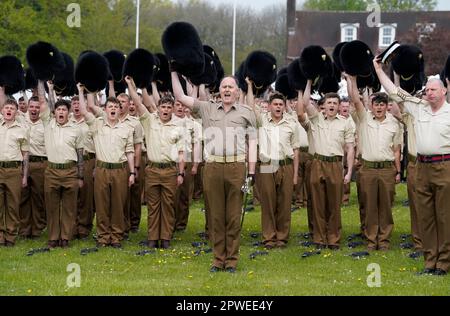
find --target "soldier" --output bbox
[19,96,47,239]
[78,85,135,248]
[117,93,144,235]
[254,92,300,249]
[172,73,257,273]
[126,76,185,249]
[172,100,202,232]
[70,95,96,239]
[339,97,356,206]
[347,75,402,251]
[302,79,355,250]
[375,57,450,276]
[39,81,84,248]
[0,94,29,247]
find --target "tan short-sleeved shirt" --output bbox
[85,113,134,163]
[140,111,184,163]
[193,100,257,157]
[392,89,450,155]
[258,112,300,161]
[121,114,144,145]
[40,108,83,163]
[70,115,96,154]
[0,119,30,161]
[172,115,202,162]
[357,109,402,162]
[309,112,355,156]
[284,110,309,148]
[301,115,316,155]
[25,117,46,157]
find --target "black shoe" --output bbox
[400,242,414,249]
[417,268,435,275]
[225,267,236,273]
[111,243,122,249]
[130,228,139,233]
[148,240,159,248]
[48,240,59,249]
[408,251,423,259]
[433,269,447,276]
[328,245,340,250]
[160,240,170,249]
[209,266,222,273]
[60,240,69,248]
[96,242,109,248]
[315,244,326,250]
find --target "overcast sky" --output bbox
[199,0,450,11]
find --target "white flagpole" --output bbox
[232,0,237,75]
[136,0,140,49]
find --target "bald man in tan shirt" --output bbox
[0,98,29,246]
[376,57,450,275]
[348,76,402,251]
[303,80,355,250]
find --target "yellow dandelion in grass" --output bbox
[188,275,193,279]
[399,267,407,272]
[357,278,362,281]
[247,271,254,276]
[27,289,32,294]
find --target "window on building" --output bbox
[378,24,397,48]
[340,23,359,42]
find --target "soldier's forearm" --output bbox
[22,151,29,179]
[77,149,84,179]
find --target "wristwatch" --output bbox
[177,172,185,177]
[130,172,136,176]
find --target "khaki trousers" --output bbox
[145,165,177,241]
[44,167,78,241]
[19,161,46,237]
[175,162,193,231]
[257,164,294,246]
[294,151,311,206]
[0,166,22,244]
[359,166,396,249]
[204,162,245,269]
[407,160,422,250]
[310,159,343,247]
[416,161,450,272]
[129,154,147,231]
[75,157,95,237]
[94,167,128,244]
[193,162,204,200]
[355,159,365,234]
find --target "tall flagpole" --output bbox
[136,0,140,48]
[232,0,237,75]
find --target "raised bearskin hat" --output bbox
[332,42,346,73]
[287,58,308,92]
[275,70,297,100]
[75,51,109,93]
[190,53,217,86]
[0,56,25,95]
[299,45,332,81]
[391,45,425,80]
[340,40,374,77]
[244,50,277,96]
[26,41,65,81]
[25,67,37,91]
[123,48,156,89]
[162,22,205,78]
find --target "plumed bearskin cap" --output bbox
[299,45,332,80]
[340,40,374,77]
[0,56,25,95]
[287,59,308,92]
[75,51,109,93]
[153,53,171,93]
[244,50,277,95]
[190,53,217,86]
[162,22,205,78]
[123,48,156,89]
[391,45,425,80]
[52,52,76,97]
[25,67,37,90]
[104,50,126,82]
[26,41,65,81]
[275,71,297,100]
[332,42,346,73]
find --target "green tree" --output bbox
[303,0,437,11]
[370,0,437,11]
[302,0,368,11]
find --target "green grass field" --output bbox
[0,183,448,296]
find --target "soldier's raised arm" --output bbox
[172,72,195,110]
